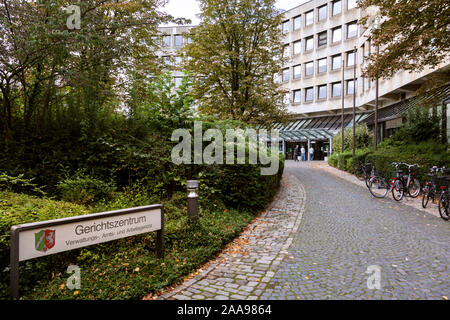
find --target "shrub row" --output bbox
[328,140,450,183]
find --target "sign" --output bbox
[10,205,164,299]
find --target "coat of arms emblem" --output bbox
[35,229,56,252]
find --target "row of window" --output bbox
[160,34,192,48]
[286,80,357,105]
[281,50,357,81]
[284,21,358,56]
[282,0,358,33]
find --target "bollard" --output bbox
[187,180,199,220]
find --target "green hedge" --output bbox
[328,140,450,183]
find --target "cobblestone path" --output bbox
[159,161,449,300]
[158,171,306,300]
[264,161,449,300]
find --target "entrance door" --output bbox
[310,141,329,160]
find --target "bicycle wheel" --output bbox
[422,189,430,208]
[408,178,421,198]
[392,180,404,201]
[438,192,450,221]
[368,176,389,198]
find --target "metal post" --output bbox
[352,47,357,158]
[307,139,311,161]
[10,227,19,300]
[329,137,333,156]
[374,46,379,151]
[156,207,165,259]
[187,180,199,221]
[341,58,345,153]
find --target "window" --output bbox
[293,40,302,55]
[305,61,314,76]
[186,37,193,44]
[174,56,183,66]
[318,58,327,73]
[282,20,290,34]
[174,77,183,88]
[305,87,314,102]
[305,10,314,26]
[283,44,290,58]
[293,89,302,103]
[332,54,342,70]
[318,31,327,47]
[162,35,171,47]
[332,82,342,97]
[347,0,357,10]
[293,65,302,79]
[162,56,171,66]
[282,68,290,82]
[332,26,342,43]
[347,51,356,66]
[318,5,327,21]
[293,16,302,30]
[318,85,327,99]
[174,35,183,47]
[347,79,356,95]
[305,36,314,51]
[347,22,358,38]
[332,0,342,16]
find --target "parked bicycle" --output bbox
[438,177,450,221]
[391,162,421,201]
[422,166,446,208]
[355,160,374,188]
[368,167,391,199]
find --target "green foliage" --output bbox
[0,190,256,300]
[389,106,440,143]
[0,172,45,196]
[57,172,117,205]
[183,0,287,126]
[332,124,373,153]
[329,140,450,183]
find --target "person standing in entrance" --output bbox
[309,146,314,161]
[301,146,306,161]
[294,145,299,162]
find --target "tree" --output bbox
[359,0,450,145]
[0,0,176,140]
[359,0,450,80]
[183,0,287,126]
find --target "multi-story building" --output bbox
[158,0,450,160]
[156,25,194,88]
[277,0,449,160]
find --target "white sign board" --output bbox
[17,208,161,261]
[10,204,164,299]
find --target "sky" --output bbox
[161,0,309,26]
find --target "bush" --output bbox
[329,140,450,183]
[0,191,90,297]
[333,124,373,153]
[57,172,117,205]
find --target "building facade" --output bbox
[158,0,450,160]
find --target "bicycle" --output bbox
[438,177,450,221]
[422,166,446,208]
[355,160,374,188]
[368,167,391,199]
[391,162,421,201]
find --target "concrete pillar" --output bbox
[329,137,333,156]
[307,139,311,161]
